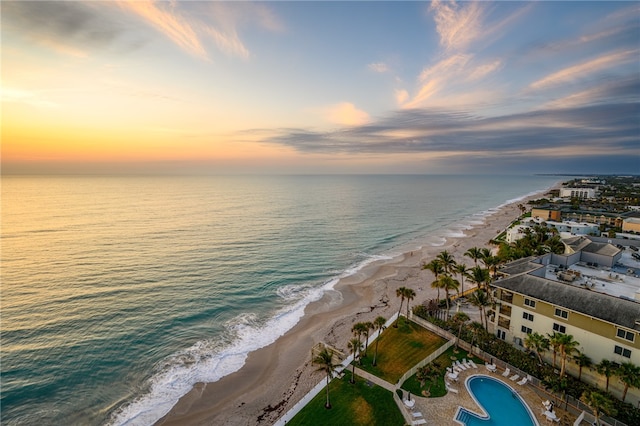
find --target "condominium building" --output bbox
[560,187,597,199]
[487,247,640,402]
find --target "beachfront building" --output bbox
[531,207,562,221]
[486,246,640,403]
[623,217,640,233]
[562,210,623,228]
[560,187,597,199]
[505,218,600,244]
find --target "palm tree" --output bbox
[467,321,484,347]
[524,332,550,364]
[616,361,640,402]
[439,275,459,319]
[548,332,563,368]
[437,250,457,275]
[573,352,592,381]
[404,288,416,318]
[480,248,492,266]
[313,348,339,409]
[347,338,362,383]
[469,265,490,293]
[372,316,386,366]
[581,390,617,426]
[558,334,580,378]
[351,322,367,347]
[596,359,617,392]
[484,255,501,278]
[362,321,373,357]
[464,247,483,267]
[430,278,442,302]
[415,365,430,389]
[468,289,490,330]
[395,286,408,327]
[452,312,470,348]
[454,263,470,296]
[423,259,443,300]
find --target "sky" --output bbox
[2,0,639,175]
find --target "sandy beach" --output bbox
[156,189,553,426]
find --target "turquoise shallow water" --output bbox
[1,175,559,425]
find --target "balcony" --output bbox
[499,291,513,304]
[498,316,511,329]
[499,304,512,317]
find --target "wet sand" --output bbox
[156,189,552,426]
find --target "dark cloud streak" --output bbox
[261,101,639,159]
[1,1,142,54]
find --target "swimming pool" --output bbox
[455,374,539,426]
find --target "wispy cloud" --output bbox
[429,0,483,52]
[400,1,525,109]
[529,49,638,91]
[544,77,640,109]
[2,87,59,109]
[119,1,283,60]
[323,102,371,126]
[368,62,389,73]
[119,1,207,59]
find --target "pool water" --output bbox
[455,375,539,426]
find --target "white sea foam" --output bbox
[109,252,391,426]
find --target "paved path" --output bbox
[353,367,396,392]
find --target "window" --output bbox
[497,329,506,340]
[523,312,534,321]
[617,329,635,342]
[521,326,532,334]
[614,345,632,358]
[554,308,569,319]
[553,323,566,333]
[524,298,536,308]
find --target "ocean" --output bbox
[1,174,560,425]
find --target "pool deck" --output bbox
[404,365,577,426]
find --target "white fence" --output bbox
[396,339,455,387]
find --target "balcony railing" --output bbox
[499,291,513,304]
[499,304,512,317]
[498,316,511,329]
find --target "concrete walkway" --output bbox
[353,367,396,392]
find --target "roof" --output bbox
[492,274,640,330]
[498,257,543,276]
[563,236,592,253]
[561,236,621,257]
[583,242,621,257]
[623,217,640,224]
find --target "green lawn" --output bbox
[287,371,405,426]
[357,318,447,384]
[401,345,486,397]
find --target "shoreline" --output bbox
[155,186,556,426]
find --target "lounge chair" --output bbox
[469,359,478,369]
[517,377,528,385]
[455,360,467,370]
[510,374,520,381]
[485,363,497,373]
[446,382,459,393]
[412,412,423,418]
[412,420,427,425]
[447,372,459,381]
[502,367,511,377]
